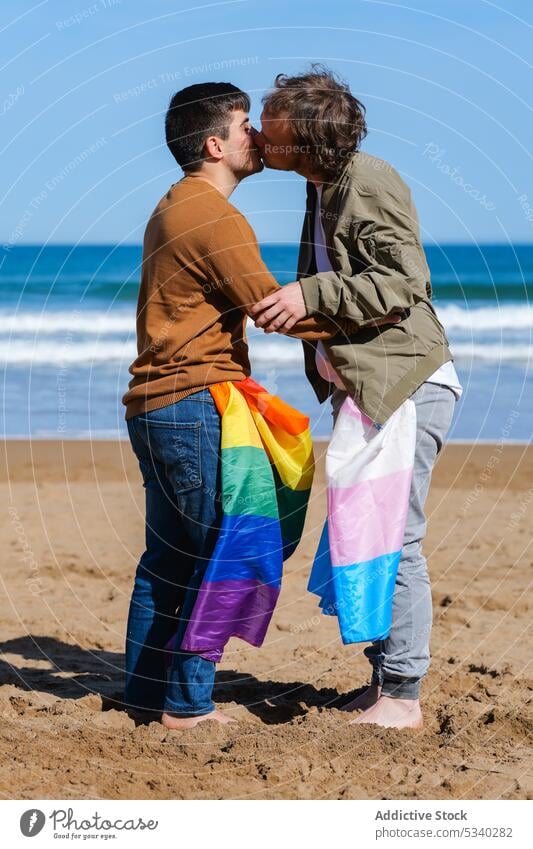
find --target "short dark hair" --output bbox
[262,65,367,178]
[165,82,250,172]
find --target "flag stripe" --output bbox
[221,446,278,518]
[327,466,413,566]
[309,523,401,643]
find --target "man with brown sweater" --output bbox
[122,82,371,729]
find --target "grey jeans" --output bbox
[331,381,457,699]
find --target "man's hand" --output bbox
[249,282,307,333]
[249,281,405,334]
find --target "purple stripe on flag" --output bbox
[180,579,279,662]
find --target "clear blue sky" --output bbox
[1,0,532,247]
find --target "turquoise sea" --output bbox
[1,243,532,441]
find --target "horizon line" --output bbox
[4,240,533,249]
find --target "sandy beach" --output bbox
[1,439,531,800]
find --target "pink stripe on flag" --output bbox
[327,466,413,566]
[339,399,375,428]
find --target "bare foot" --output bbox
[161,708,236,730]
[349,695,423,730]
[341,683,382,712]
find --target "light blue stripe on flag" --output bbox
[308,520,401,643]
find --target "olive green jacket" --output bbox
[298,151,453,425]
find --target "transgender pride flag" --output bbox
[308,396,417,644]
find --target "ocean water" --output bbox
[1,243,532,441]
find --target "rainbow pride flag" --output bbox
[308,395,416,644]
[178,377,314,662]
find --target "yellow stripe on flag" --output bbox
[219,383,263,451]
[250,407,314,491]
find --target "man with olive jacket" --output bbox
[251,67,462,730]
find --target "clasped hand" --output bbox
[249,281,404,333]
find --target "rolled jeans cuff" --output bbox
[371,667,384,687]
[381,676,421,700]
[162,699,215,718]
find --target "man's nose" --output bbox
[251,127,263,147]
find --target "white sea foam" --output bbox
[436,304,533,330]
[1,306,531,365]
[1,303,532,336]
[1,340,134,364]
[249,341,304,364]
[0,310,135,334]
[1,338,531,365]
[447,344,532,362]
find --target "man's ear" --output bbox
[204,135,224,162]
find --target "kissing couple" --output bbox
[122,66,461,732]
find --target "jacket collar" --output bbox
[316,151,357,209]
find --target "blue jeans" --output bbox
[125,388,222,717]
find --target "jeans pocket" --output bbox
[139,420,203,495]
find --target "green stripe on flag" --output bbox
[221,445,278,518]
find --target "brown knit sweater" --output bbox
[122,175,347,419]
